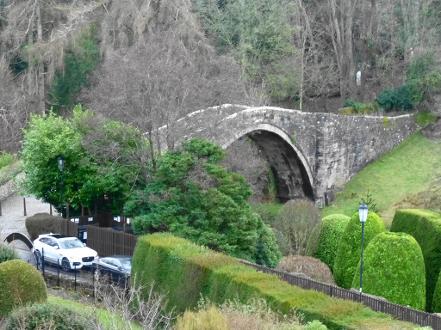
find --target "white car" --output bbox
[32,234,98,271]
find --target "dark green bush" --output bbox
[310,214,350,272]
[5,303,92,329]
[390,209,441,311]
[333,212,385,288]
[25,213,63,240]
[132,233,411,329]
[376,85,414,112]
[0,244,19,264]
[351,232,426,310]
[0,260,47,316]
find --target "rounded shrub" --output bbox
[5,302,92,330]
[310,214,350,271]
[0,244,19,264]
[0,260,47,316]
[25,213,63,240]
[333,211,385,288]
[351,232,426,310]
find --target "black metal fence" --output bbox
[242,261,441,329]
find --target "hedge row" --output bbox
[132,233,413,329]
[390,209,441,311]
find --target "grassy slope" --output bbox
[48,295,141,330]
[323,132,441,225]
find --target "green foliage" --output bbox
[0,244,19,264]
[0,260,47,316]
[351,232,426,310]
[376,85,414,112]
[132,233,413,329]
[25,213,64,240]
[311,214,350,272]
[416,111,438,127]
[194,0,297,101]
[125,139,280,267]
[333,212,385,288]
[0,152,14,169]
[341,100,379,114]
[49,26,100,111]
[21,107,148,214]
[390,209,441,311]
[5,303,92,330]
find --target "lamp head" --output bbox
[57,156,65,171]
[359,203,368,223]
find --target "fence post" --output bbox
[23,197,27,216]
[41,248,45,278]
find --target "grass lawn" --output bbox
[323,132,441,225]
[48,295,142,330]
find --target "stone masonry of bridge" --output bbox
[155,104,417,205]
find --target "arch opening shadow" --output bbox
[242,130,314,202]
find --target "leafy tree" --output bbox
[22,106,149,216]
[125,139,281,267]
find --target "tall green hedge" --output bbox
[132,233,413,329]
[312,214,350,271]
[390,209,441,311]
[333,212,385,288]
[0,260,47,316]
[351,232,426,310]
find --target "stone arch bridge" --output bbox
[155,104,416,205]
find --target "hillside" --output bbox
[323,132,441,225]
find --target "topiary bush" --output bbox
[25,213,63,240]
[333,211,385,288]
[390,209,441,311]
[351,232,426,310]
[309,214,350,272]
[5,303,93,329]
[0,260,47,316]
[0,244,19,264]
[276,255,335,284]
[132,233,411,329]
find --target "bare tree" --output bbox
[82,0,248,154]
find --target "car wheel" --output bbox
[61,258,71,272]
[34,250,42,268]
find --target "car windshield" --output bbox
[59,238,84,249]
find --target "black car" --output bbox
[92,255,131,284]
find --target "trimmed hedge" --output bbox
[311,214,350,271]
[351,232,426,310]
[333,212,385,288]
[0,260,47,316]
[390,209,441,311]
[5,303,92,330]
[26,213,64,240]
[132,233,413,329]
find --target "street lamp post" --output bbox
[358,203,368,293]
[57,156,65,218]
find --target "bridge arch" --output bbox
[222,124,314,202]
